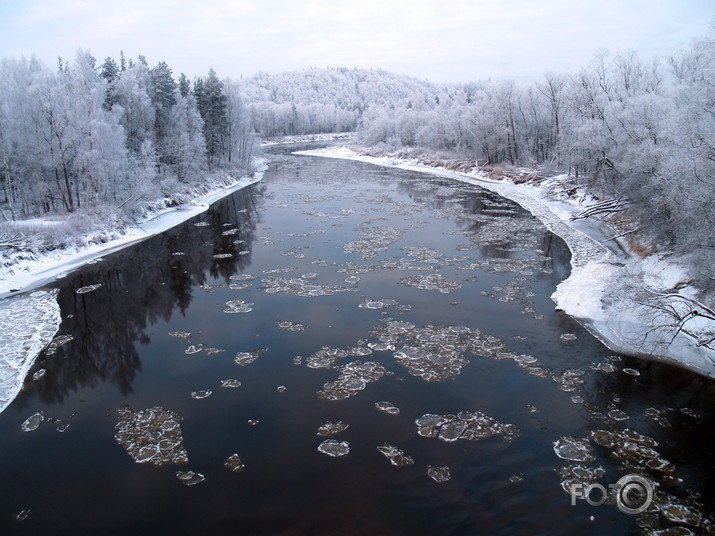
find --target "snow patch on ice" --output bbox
[0,290,61,414]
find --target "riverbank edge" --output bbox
[296,145,715,380]
[0,172,264,300]
[0,170,263,415]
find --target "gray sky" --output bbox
[1,0,713,83]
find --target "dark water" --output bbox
[1,145,713,535]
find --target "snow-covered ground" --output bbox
[297,146,715,380]
[0,171,263,414]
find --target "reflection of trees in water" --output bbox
[18,184,262,407]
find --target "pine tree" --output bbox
[194,68,227,171]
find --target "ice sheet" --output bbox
[0,290,61,414]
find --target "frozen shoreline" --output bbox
[0,172,263,415]
[296,146,715,380]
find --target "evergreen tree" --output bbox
[149,61,177,170]
[194,68,227,171]
[99,56,120,110]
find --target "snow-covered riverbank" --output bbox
[0,171,263,414]
[297,146,715,380]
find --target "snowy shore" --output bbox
[297,146,715,380]
[0,171,263,414]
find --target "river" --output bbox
[0,145,713,535]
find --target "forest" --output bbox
[0,31,713,292]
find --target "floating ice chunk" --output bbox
[553,436,595,462]
[318,439,350,458]
[21,412,44,432]
[185,344,205,355]
[194,221,210,227]
[399,273,461,293]
[608,408,629,421]
[622,368,640,376]
[76,283,102,294]
[229,283,250,290]
[416,411,520,443]
[344,276,360,284]
[32,368,46,381]
[57,423,70,433]
[247,419,259,426]
[367,342,395,352]
[224,453,245,473]
[220,379,242,388]
[223,300,254,313]
[427,465,451,483]
[212,253,233,259]
[277,385,287,393]
[191,389,212,399]
[230,274,255,281]
[169,331,192,339]
[115,406,188,466]
[261,276,354,298]
[560,333,578,341]
[176,470,205,486]
[375,401,400,415]
[306,347,348,369]
[278,321,308,332]
[44,334,74,355]
[439,420,467,442]
[377,444,414,466]
[660,502,703,527]
[234,348,266,366]
[556,464,606,494]
[359,298,399,310]
[644,407,670,427]
[317,421,349,437]
[205,348,226,356]
[344,225,404,261]
[592,362,616,373]
[317,361,386,401]
[14,509,31,521]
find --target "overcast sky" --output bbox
[1,0,713,83]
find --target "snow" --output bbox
[298,146,715,379]
[0,289,61,414]
[0,173,263,300]
[0,171,263,415]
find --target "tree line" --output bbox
[0,50,256,220]
[356,34,715,291]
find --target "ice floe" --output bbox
[278,320,308,332]
[377,444,414,466]
[176,470,205,486]
[427,465,451,483]
[21,412,44,432]
[317,421,349,437]
[223,299,254,313]
[415,411,520,442]
[115,406,188,466]
[318,439,350,458]
[0,290,61,414]
[398,273,461,293]
[375,401,400,415]
[224,453,245,472]
[261,275,355,297]
[76,283,102,294]
[234,348,267,366]
[317,360,386,401]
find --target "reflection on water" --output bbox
[0,144,713,535]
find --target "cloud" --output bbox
[1,0,713,83]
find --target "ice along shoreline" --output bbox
[0,172,263,415]
[296,146,715,380]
